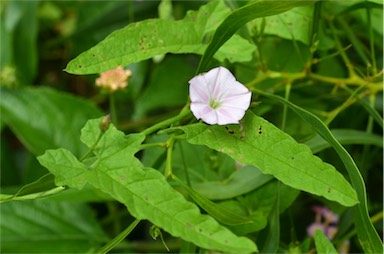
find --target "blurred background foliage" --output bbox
[0,0,382,253]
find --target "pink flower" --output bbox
[307,222,326,237]
[96,66,132,92]
[189,67,251,125]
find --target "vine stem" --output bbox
[281,82,291,131]
[141,104,191,136]
[109,93,118,126]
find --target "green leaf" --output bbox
[38,118,257,253]
[0,200,107,253]
[177,111,358,207]
[258,91,382,253]
[192,165,273,200]
[65,0,255,75]
[0,87,102,156]
[249,6,314,45]
[133,56,194,118]
[313,230,338,254]
[7,0,39,83]
[305,129,383,154]
[0,173,66,203]
[174,176,253,226]
[197,0,314,73]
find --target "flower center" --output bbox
[209,98,222,109]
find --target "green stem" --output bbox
[79,131,103,162]
[96,219,141,254]
[141,105,191,136]
[139,142,167,150]
[359,93,375,179]
[165,138,175,179]
[337,18,370,69]
[366,5,377,74]
[329,20,357,78]
[281,82,291,131]
[178,142,191,186]
[109,93,118,126]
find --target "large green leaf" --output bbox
[65,0,255,75]
[0,200,107,253]
[37,118,257,253]
[249,5,314,45]
[177,111,358,207]
[257,91,382,253]
[0,87,102,156]
[197,0,314,73]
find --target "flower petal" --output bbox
[189,66,252,125]
[199,110,219,125]
[203,67,236,98]
[190,102,212,119]
[189,75,210,102]
[221,91,252,110]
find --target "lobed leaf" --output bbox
[38,118,257,253]
[65,0,255,75]
[177,111,358,207]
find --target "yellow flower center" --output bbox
[209,98,222,109]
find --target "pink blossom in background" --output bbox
[96,66,132,92]
[189,67,251,125]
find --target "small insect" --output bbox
[225,126,235,135]
[258,125,262,135]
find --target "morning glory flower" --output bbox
[189,67,251,125]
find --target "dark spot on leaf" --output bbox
[78,65,82,68]
[198,228,203,232]
[328,187,331,193]
[258,125,262,135]
[291,157,294,160]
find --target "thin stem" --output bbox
[281,82,291,131]
[324,85,365,126]
[366,5,377,74]
[359,93,375,179]
[178,142,191,186]
[96,219,141,254]
[139,142,167,150]
[165,138,175,179]
[109,93,118,126]
[141,105,191,136]
[79,131,103,162]
[329,20,356,77]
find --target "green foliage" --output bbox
[177,111,358,207]
[0,199,107,253]
[0,87,102,156]
[38,118,257,253]
[1,0,382,253]
[65,0,255,75]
